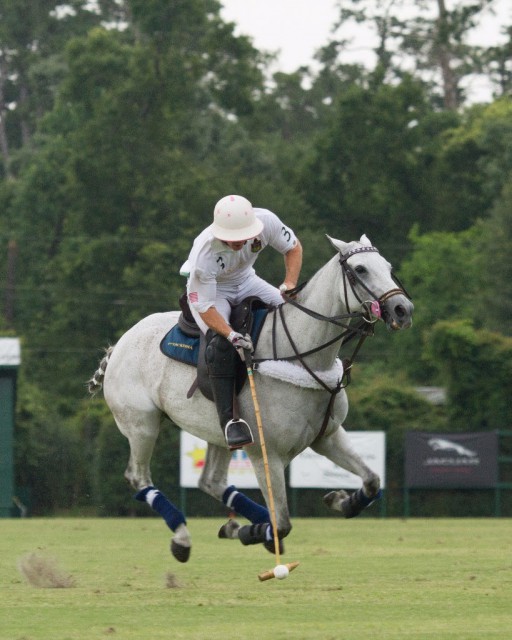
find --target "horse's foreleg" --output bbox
[311,425,381,518]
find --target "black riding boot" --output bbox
[205,333,254,450]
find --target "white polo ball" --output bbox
[273,564,289,580]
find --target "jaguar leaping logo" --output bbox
[428,438,477,457]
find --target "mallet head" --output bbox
[258,561,300,582]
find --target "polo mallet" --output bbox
[243,347,300,582]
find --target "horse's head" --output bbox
[327,234,413,331]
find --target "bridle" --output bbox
[253,243,411,441]
[338,245,411,320]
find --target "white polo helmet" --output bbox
[211,194,263,242]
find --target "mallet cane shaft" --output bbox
[244,349,282,566]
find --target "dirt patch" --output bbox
[18,553,75,588]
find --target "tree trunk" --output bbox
[436,0,459,110]
[0,56,11,177]
[5,240,17,327]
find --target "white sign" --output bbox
[180,432,259,489]
[289,431,386,489]
[0,338,21,366]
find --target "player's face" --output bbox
[225,240,247,251]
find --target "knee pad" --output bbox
[205,333,237,376]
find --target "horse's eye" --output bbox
[355,265,367,275]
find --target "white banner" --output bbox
[289,431,386,489]
[180,432,259,489]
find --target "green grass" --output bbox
[1,518,511,639]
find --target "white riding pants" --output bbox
[190,274,283,334]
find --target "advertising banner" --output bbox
[180,432,258,489]
[405,431,498,488]
[289,431,386,489]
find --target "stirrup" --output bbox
[225,419,254,450]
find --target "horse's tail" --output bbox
[87,346,114,395]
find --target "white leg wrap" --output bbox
[145,489,159,507]
[226,490,239,509]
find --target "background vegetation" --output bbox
[1,0,511,516]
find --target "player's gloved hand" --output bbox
[227,331,254,352]
[280,283,298,298]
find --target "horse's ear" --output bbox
[360,234,372,246]
[326,235,349,254]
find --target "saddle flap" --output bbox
[161,297,270,401]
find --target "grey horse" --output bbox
[88,235,413,561]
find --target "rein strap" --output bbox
[253,243,408,443]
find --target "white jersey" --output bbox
[183,208,298,314]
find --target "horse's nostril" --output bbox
[395,305,406,318]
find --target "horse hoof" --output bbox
[341,488,382,518]
[218,519,241,539]
[323,490,348,511]
[171,540,191,563]
[263,538,285,556]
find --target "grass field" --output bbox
[1,517,511,640]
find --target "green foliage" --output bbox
[428,319,512,430]
[385,225,482,382]
[14,376,88,514]
[300,77,444,260]
[94,407,134,516]
[427,99,512,230]
[2,1,511,515]
[476,177,512,335]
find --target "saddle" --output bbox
[160,293,269,401]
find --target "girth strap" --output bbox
[277,304,344,442]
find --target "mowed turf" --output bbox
[1,517,511,640]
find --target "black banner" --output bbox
[405,431,498,488]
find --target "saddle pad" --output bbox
[160,307,268,367]
[160,324,200,366]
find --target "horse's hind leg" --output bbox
[114,409,191,562]
[119,412,159,490]
[311,424,382,518]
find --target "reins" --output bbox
[253,244,410,442]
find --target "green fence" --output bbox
[0,338,21,518]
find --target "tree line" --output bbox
[1,0,511,516]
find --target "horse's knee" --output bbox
[198,476,223,501]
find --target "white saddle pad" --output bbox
[256,358,344,389]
